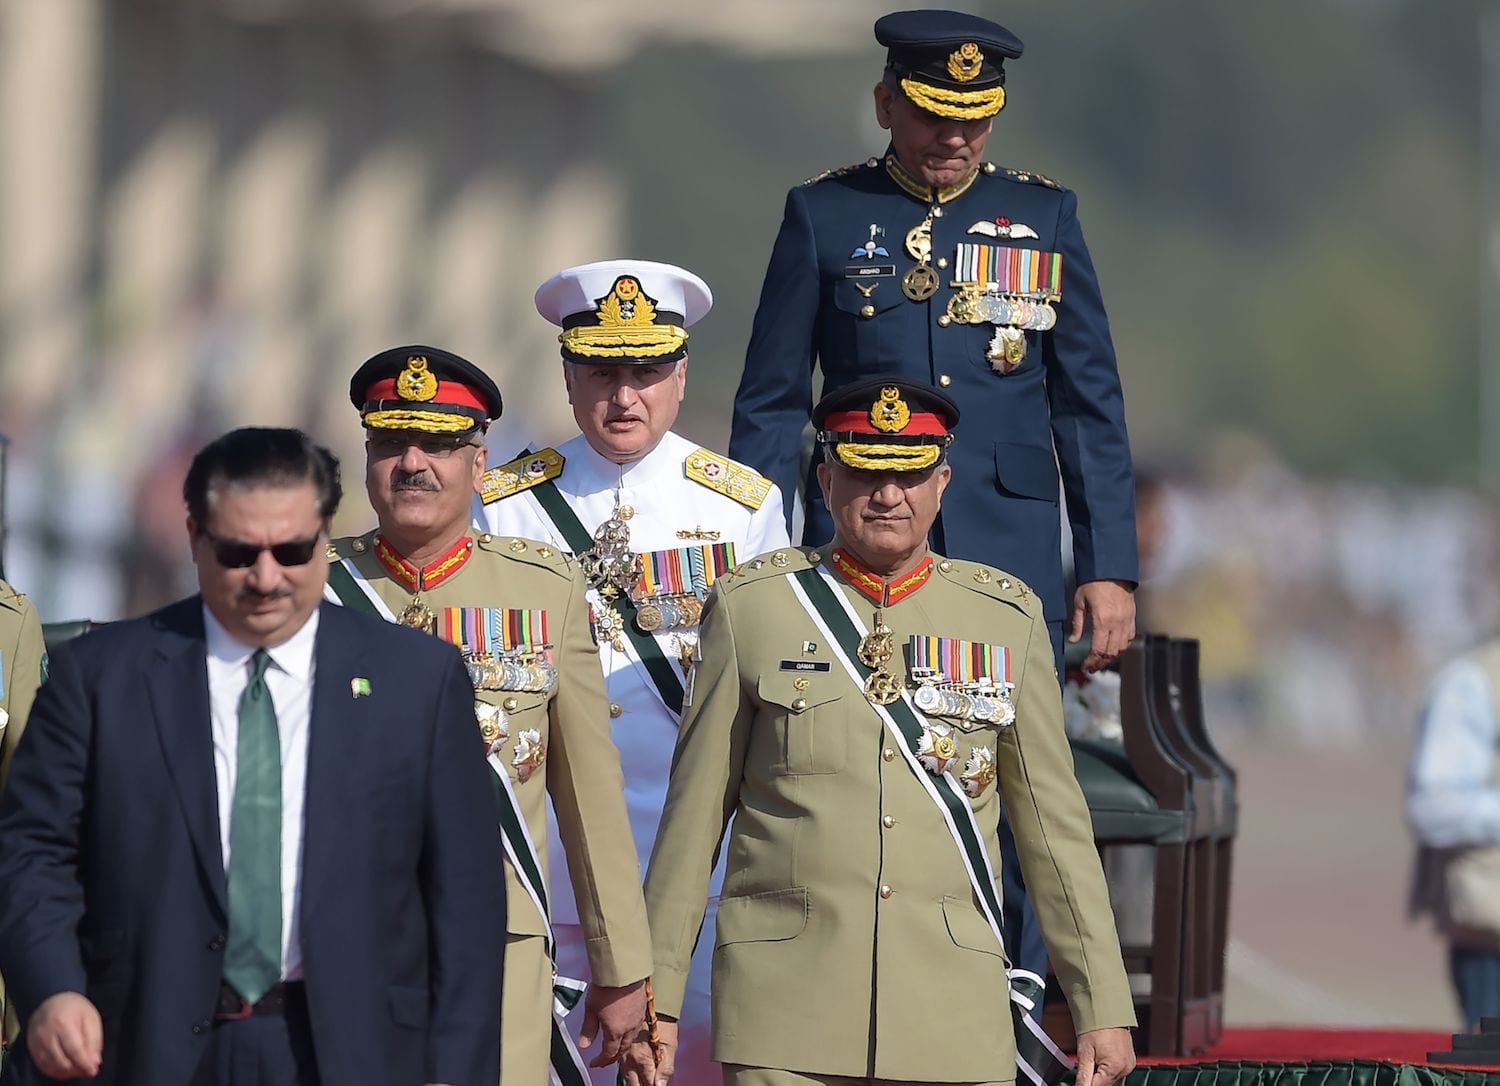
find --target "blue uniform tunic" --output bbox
[730,153,1139,657]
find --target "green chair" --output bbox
[41,621,103,650]
[1061,639,1209,1056]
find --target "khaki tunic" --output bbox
[0,579,45,1044]
[329,531,650,1083]
[0,580,46,792]
[644,547,1133,1083]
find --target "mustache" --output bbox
[391,470,440,492]
[239,585,293,603]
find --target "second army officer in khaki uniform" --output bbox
[325,346,651,1084]
[0,578,47,1047]
[632,378,1136,1086]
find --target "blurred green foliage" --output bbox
[601,0,1483,484]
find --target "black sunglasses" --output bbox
[200,529,323,569]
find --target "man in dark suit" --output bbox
[729,9,1138,676]
[0,427,505,1086]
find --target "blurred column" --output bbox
[0,0,102,427]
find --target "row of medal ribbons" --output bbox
[908,635,1014,726]
[629,542,736,633]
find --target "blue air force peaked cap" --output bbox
[875,9,1023,120]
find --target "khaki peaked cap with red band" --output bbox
[812,376,960,473]
[349,345,503,434]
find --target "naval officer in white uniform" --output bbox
[475,259,789,1084]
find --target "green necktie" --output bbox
[222,648,283,1004]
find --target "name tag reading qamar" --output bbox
[779,660,832,673]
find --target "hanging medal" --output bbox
[902,213,939,302]
[859,609,902,705]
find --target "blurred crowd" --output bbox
[1128,430,1500,745]
[6,421,1497,753]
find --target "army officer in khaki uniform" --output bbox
[326,346,651,1084]
[0,577,46,1045]
[631,378,1136,1086]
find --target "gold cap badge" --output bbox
[870,386,911,433]
[396,356,438,402]
[948,42,984,83]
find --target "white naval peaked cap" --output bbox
[535,259,712,366]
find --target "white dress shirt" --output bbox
[477,429,789,923]
[204,605,318,980]
[1409,654,1500,849]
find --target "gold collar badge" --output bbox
[397,356,438,402]
[870,386,911,433]
[948,42,984,83]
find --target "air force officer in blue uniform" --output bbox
[730,9,1138,676]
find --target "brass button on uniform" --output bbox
[791,698,807,712]
[352,539,367,553]
[938,374,952,388]
[807,551,821,563]
[939,560,953,572]
[509,539,527,553]
[609,702,623,719]
[860,304,875,319]
[879,884,894,899]
[882,747,896,762]
[479,533,492,543]
[619,506,634,520]
[936,315,951,328]
[983,161,997,174]
[881,815,895,829]
[502,696,519,712]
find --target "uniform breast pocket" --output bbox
[756,674,846,776]
[833,277,906,365]
[994,441,1060,504]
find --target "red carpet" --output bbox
[1138,1027,1458,1065]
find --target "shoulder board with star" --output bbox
[935,556,1038,613]
[479,447,566,506]
[996,165,1063,190]
[683,448,773,511]
[327,530,378,562]
[800,157,881,187]
[473,532,575,577]
[720,546,820,591]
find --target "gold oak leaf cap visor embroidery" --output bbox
[350,345,503,434]
[535,259,713,366]
[874,9,1024,120]
[812,376,960,473]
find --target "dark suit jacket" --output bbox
[729,153,1138,651]
[0,599,506,1086]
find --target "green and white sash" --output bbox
[519,469,686,718]
[786,564,1072,1086]
[324,559,592,1086]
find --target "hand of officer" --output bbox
[619,1015,677,1086]
[578,978,648,1068]
[27,991,103,1080]
[1075,1026,1136,1086]
[1069,579,1136,673]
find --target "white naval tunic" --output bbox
[474,428,790,924]
[476,428,789,1085]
